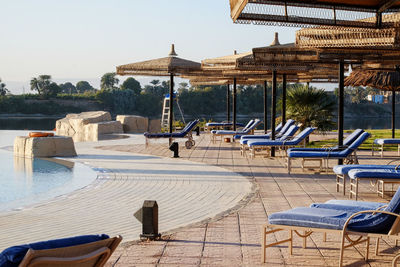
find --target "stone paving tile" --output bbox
[102,133,400,266]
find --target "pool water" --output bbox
[0,130,97,212]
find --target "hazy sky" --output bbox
[1,0,299,93]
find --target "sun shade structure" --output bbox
[229,0,400,28]
[116,44,201,133]
[345,68,400,137]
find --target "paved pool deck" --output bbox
[2,131,400,266]
[0,134,253,252]
[100,132,400,267]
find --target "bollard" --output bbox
[194,126,200,136]
[134,200,161,240]
[169,142,179,158]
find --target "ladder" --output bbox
[161,94,186,129]
[161,97,171,129]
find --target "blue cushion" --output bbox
[144,120,198,139]
[268,207,365,230]
[348,169,400,179]
[238,134,271,143]
[311,200,385,212]
[348,187,400,233]
[333,164,397,175]
[374,138,400,145]
[206,122,244,127]
[0,234,109,267]
[288,132,370,159]
[288,129,364,153]
[276,119,295,137]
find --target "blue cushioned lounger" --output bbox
[205,121,244,131]
[211,119,254,135]
[0,234,122,267]
[246,126,315,158]
[144,120,199,148]
[238,119,294,143]
[262,188,400,266]
[286,132,370,174]
[348,168,400,200]
[289,128,364,152]
[333,164,397,196]
[211,119,261,143]
[372,138,400,158]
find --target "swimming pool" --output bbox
[0,130,97,212]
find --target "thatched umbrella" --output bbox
[116,44,201,133]
[345,69,400,137]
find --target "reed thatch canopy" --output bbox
[230,0,400,28]
[116,44,201,76]
[344,69,400,90]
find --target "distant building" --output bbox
[367,94,384,104]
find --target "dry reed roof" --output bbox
[230,0,400,28]
[344,70,400,90]
[116,45,201,76]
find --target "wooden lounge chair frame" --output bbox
[19,235,122,267]
[286,149,359,174]
[248,138,306,159]
[372,142,400,158]
[211,120,261,143]
[262,211,400,267]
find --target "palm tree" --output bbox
[30,75,52,95]
[0,78,9,96]
[101,72,119,90]
[285,84,336,132]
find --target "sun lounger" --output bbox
[205,121,245,131]
[286,132,370,174]
[372,138,400,158]
[247,127,314,158]
[262,188,400,266]
[245,126,313,158]
[0,234,122,267]
[144,119,199,148]
[239,121,296,156]
[333,164,397,196]
[348,168,400,200]
[211,119,261,143]
[237,119,295,142]
[289,128,364,153]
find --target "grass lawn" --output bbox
[309,129,400,151]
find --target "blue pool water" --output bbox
[0,130,97,212]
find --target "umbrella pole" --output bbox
[393,89,396,138]
[338,61,344,165]
[264,80,268,134]
[169,73,174,134]
[233,78,237,131]
[282,74,287,125]
[227,84,231,122]
[271,70,277,157]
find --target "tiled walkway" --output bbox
[0,135,252,251]
[100,133,400,266]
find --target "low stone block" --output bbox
[82,121,123,141]
[148,119,161,133]
[56,111,111,137]
[14,136,77,158]
[116,115,148,133]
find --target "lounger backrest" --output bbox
[343,129,364,147]
[279,125,299,140]
[274,122,283,133]
[291,127,315,142]
[242,120,255,131]
[339,132,370,156]
[277,119,295,137]
[183,120,199,134]
[181,121,195,132]
[348,187,400,234]
[243,119,261,133]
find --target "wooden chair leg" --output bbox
[289,230,293,255]
[261,226,266,263]
[339,232,346,267]
[303,231,307,248]
[375,238,380,256]
[323,232,327,242]
[365,237,370,261]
